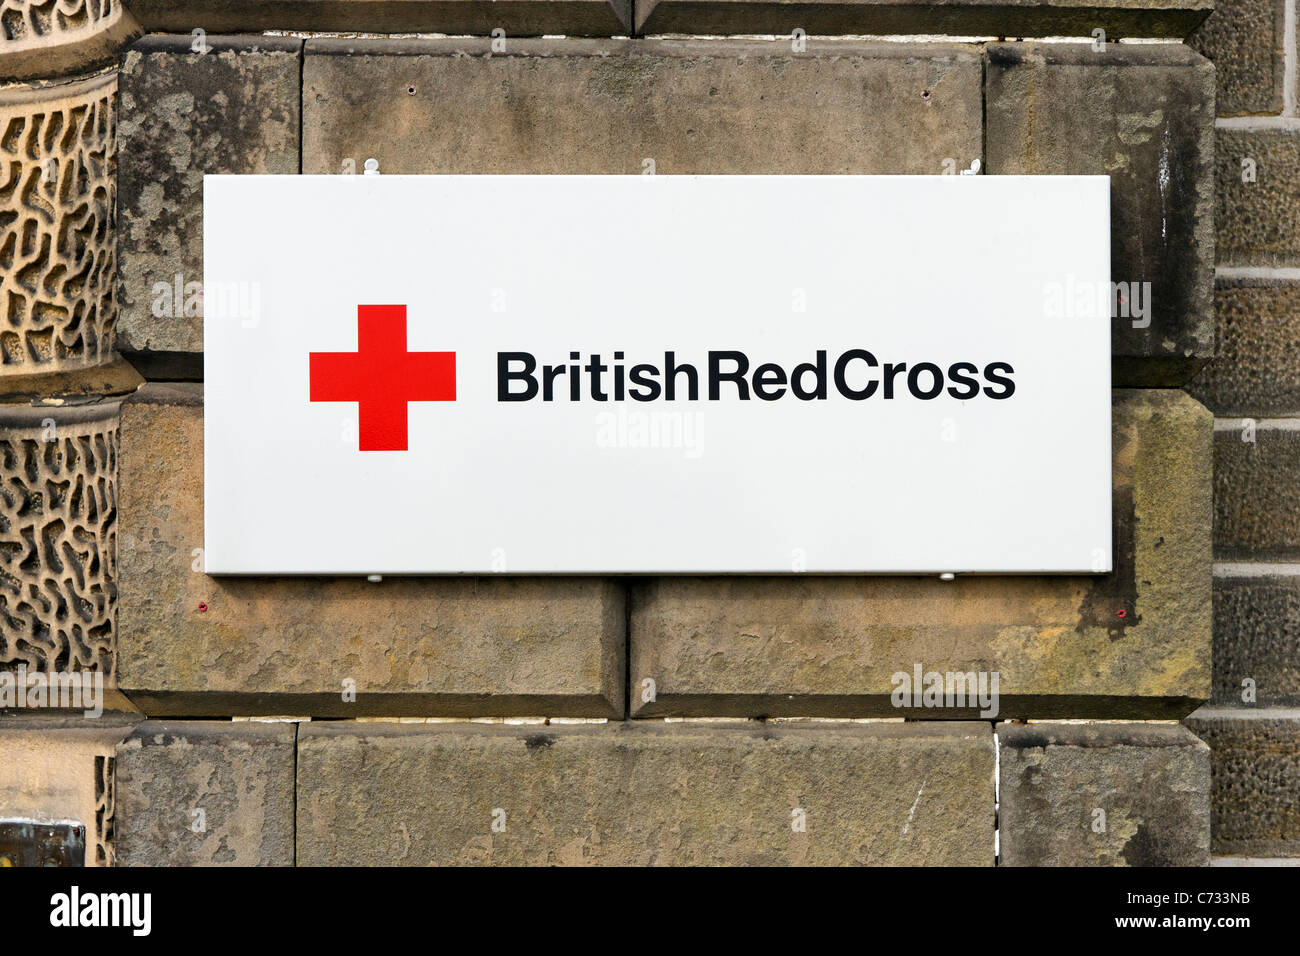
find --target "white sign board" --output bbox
[203,174,1111,575]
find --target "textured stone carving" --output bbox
[93,753,114,865]
[0,403,119,678]
[0,1,140,81]
[1,0,117,39]
[0,70,117,374]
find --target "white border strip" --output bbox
[1216,266,1300,280]
[1285,0,1297,117]
[1215,417,1300,430]
[1214,561,1300,577]
[1190,706,1300,719]
[1216,116,1300,130]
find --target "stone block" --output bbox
[1188,0,1287,115]
[998,721,1211,866]
[1187,279,1300,416]
[1210,572,1300,707]
[1213,422,1300,560]
[116,384,626,717]
[116,35,301,370]
[1185,709,1300,857]
[303,37,983,175]
[297,720,994,865]
[1215,127,1300,267]
[114,719,295,866]
[631,390,1212,719]
[637,0,1210,39]
[126,0,632,35]
[985,42,1216,386]
[0,713,139,866]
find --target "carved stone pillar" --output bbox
[0,1,142,869]
[0,403,120,677]
[1,1,140,82]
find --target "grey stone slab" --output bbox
[637,0,1211,39]
[985,42,1216,386]
[1187,279,1300,417]
[1185,709,1300,857]
[115,719,295,866]
[1210,573,1300,707]
[1188,0,1287,116]
[302,37,983,175]
[999,721,1211,866]
[125,0,632,35]
[1214,423,1300,560]
[297,720,995,865]
[116,35,302,359]
[1215,127,1300,268]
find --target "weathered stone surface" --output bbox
[297,720,994,865]
[0,359,142,404]
[116,384,626,717]
[0,403,125,696]
[123,0,1207,39]
[1211,573,1300,706]
[637,0,1210,38]
[1187,280,1300,416]
[0,0,141,82]
[631,390,1212,719]
[1214,423,1300,560]
[303,38,983,175]
[985,43,1215,386]
[0,713,139,867]
[999,722,1210,866]
[116,35,301,366]
[1188,0,1287,115]
[1185,709,1300,856]
[1216,128,1300,267]
[127,0,631,35]
[0,71,119,377]
[115,719,294,866]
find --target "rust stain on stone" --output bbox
[1076,485,1142,640]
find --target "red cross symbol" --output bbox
[309,304,456,451]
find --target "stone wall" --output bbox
[0,0,1290,866]
[0,0,142,868]
[1184,0,1300,863]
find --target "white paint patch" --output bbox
[1285,0,1298,116]
[1216,266,1300,280]
[1214,417,1300,431]
[1216,116,1300,130]
[1214,562,1300,578]
[901,778,928,837]
[1189,706,1300,720]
